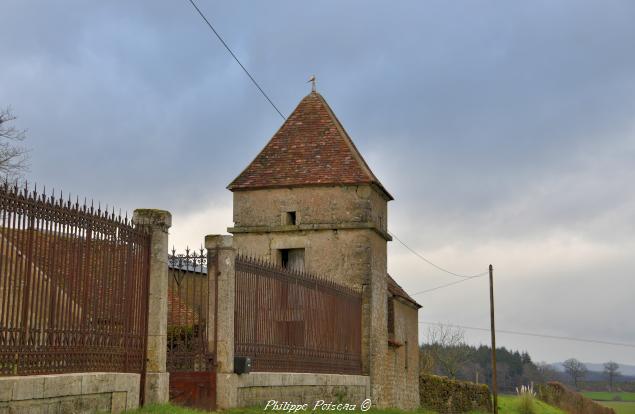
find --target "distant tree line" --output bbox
[420,324,633,392]
[421,341,550,391]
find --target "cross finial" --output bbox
[307,75,316,92]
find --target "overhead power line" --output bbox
[389,230,488,279]
[185,0,287,120]
[184,1,487,294]
[411,273,488,296]
[420,322,635,349]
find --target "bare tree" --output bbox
[419,345,436,375]
[0,107,29,178]
[562,358,587,390]
[536,362,562,382]
[423,323,471,379]
[604,361,620,392]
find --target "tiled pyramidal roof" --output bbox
[228,91,393,200]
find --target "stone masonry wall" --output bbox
[232,229,371,291]
[383,300,420,409]
[0,372,140,414]
[232,185,388,232]
[234,373,370,408]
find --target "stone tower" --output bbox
[227,91,419,408]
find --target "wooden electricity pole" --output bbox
[489,264,498,414]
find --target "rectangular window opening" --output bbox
[279,248,305,271]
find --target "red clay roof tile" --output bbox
[387,273,422,309]
[228,92,393,200]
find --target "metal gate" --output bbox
[167,248,215,410]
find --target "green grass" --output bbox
[495,395,565,414]
[129,406,436,414]
[582,391,635,414]
[582,391,635,402]
[128,404,208,414]
[595,401,635,414]
[130,397,564,414]
[130,407,436,414]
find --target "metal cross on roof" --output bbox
[307,75,316,92]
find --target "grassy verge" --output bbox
[130,396,564,414]
[495,395,565,414]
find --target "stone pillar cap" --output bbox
[205,234,233,250]
[133,209,172,228]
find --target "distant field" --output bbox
[582,391,635,402]
[582,392,635,414]
[595,401,635,414]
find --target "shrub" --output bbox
[516,384,537,414]
[537,382,615,414]
[419,374,492,413]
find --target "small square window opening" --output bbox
[286,211,297,225]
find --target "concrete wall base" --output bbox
[0,372,140,414]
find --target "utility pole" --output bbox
[489,264,498,414]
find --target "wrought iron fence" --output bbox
[234,255,362,374]
[0,183,150,376]
[167,248,211,372]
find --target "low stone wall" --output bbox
[222,372,370,409]
[537,382,615,414]
[0,372,140,414]
[419,374,492,413]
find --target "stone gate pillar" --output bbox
[133,209,171,405]
[206,234,237,408]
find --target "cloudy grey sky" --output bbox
[2,1,634,365]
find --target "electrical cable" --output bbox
[420,322,635,349]
[185,0,286,120]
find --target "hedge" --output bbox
[419,374,492,413]
[537,382,615,414]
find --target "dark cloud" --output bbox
[2,0,634,364]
